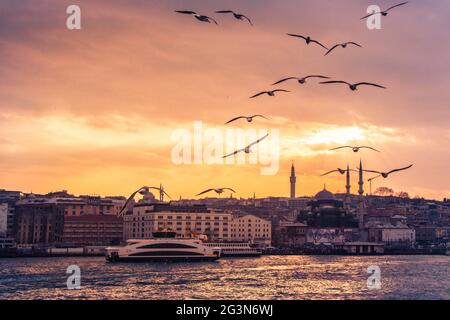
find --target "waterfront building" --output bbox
[414,225,448,244]
[230,214,272,247]
[62,215,123,246]
[49,196,126,216]
[14,202,65,245]
[366,222,416,244]
[13,193,126,246]
[123,192,272,247]
[274,222,307,248]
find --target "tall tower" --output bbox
[290,162,296,199]
[357,159,365,229]
[159,183,164,202]
[345,164,351,208]
[358,160,364,196]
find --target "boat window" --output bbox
[129,251,204,257]
[137,243,197,249]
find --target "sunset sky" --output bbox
[1,0,449,200]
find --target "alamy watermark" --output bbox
[171,122,280,175]
[66,265,81,289]
[367,266,381,290]
[66,5,81,30]
[365,5,382,30]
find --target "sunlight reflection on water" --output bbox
[0,255,448,300]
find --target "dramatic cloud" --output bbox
[0,0,449,199]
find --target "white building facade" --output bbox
[123,203,272,246]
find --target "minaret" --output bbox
[345,164,351,208]
[290,162,296,199]
[357,159,365,229]
[358,160,364,196]
[159,183,164,202]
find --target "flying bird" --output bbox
[215,10,253,26]
[320,80,386,91]
[362,164,414,179]
[272,75,330,86]
[330,146,380,153]
[196,188,236,197]
[175,10,218,24]
[286,34,328,50]
[223,132,269,158]
[249,89,290,99]
[118,186,172,216]
[321,168,357,176]
[361,2,408,20]
[225,115,269,125]
[325,42,362,56]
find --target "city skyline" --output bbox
[1,0,449,200]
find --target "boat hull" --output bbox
[220,252,262,257]
[106,254,219,263]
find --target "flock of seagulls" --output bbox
[166,3,412,199]
[324,145,413,185]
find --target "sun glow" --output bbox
[303,126,366,145]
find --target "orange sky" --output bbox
[0,0,449,200]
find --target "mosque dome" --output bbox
[314,187,335,201]
[142,192,156,201]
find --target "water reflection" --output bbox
[0,255,448,300]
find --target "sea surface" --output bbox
[0,255,448,300]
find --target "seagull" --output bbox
[286,34,328,50]
[330,146,380,153]
[225,115,269,125]
[215,10,253,26]
[321,168,357,176]
[272,75,330,86]
[223,132,269,158]
[118,186,172,216]
[320,80,386,91]
[361,2,408,20]
[249,89,290,99]
[325,42,362,56]
[196,188,236,197]
[175,10,218,24]
[362,164,414,179]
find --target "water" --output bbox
[0,255,448,300]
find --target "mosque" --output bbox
[291,161,366,229]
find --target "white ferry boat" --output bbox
[203,242,262,257]
[105,231,221,262]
